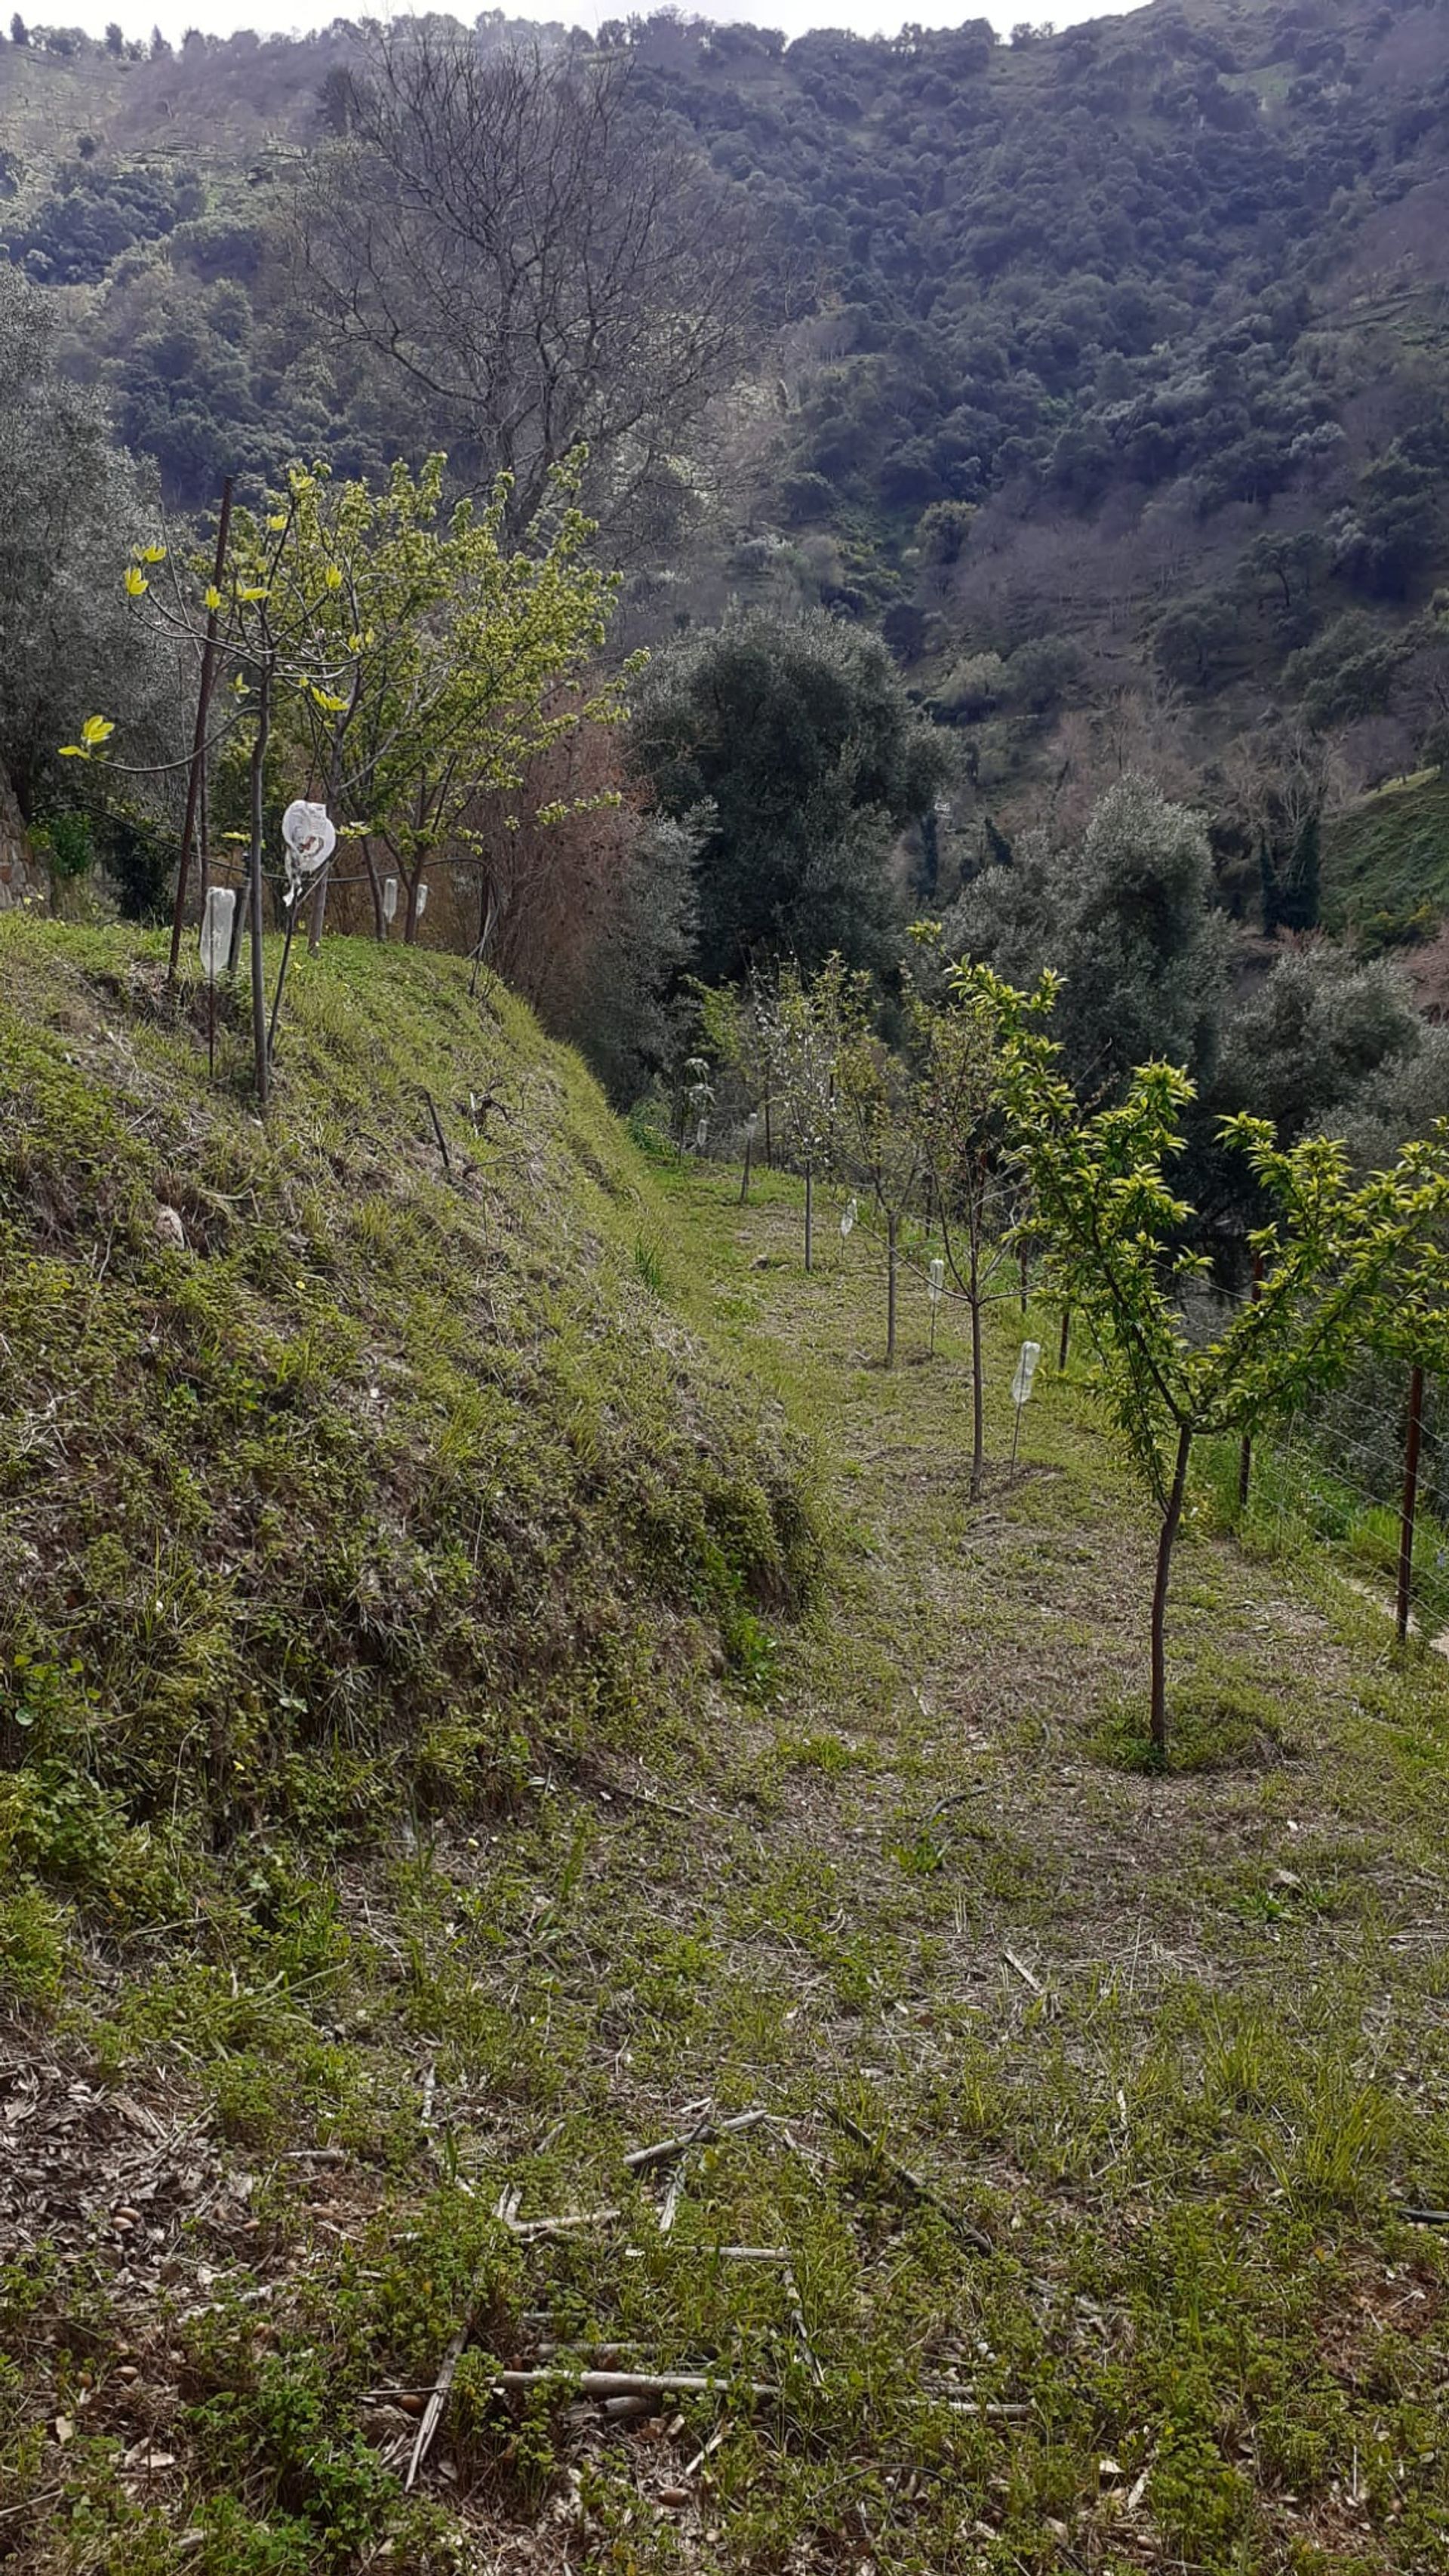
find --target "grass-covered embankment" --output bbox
[1321,769,1449,943]
[5,920,1449,2576]
[0,916,814,1990]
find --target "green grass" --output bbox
[1321,768,1449,943]
[6,926,1449,2572]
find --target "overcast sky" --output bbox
[58,1,1146,50]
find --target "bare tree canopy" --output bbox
[294,31,761,549]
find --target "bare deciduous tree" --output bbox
[294,31,760,552]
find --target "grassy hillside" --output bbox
[0,914,814,1922]
[5,919,1449,2574]
[1322,771,1449,942]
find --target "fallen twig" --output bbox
[494,2368,776,2402]
[625,2110,766,2173]
[1401,2206,1449,2225]
[423,1090,451,1173]
[405,2311,473,2490]
[1004,1948,1044,1997]
[506,2209,622,2241]
[592,1776,695,1823]
[0,2490,62,2526]
[624,2243,790,2264]
[919,1785,989,1833]
[826,2109,992,2256]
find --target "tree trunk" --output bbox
[361,839,386,942]
[168,471,234,980]
[804,1164,814,1273]
[886,1211,897,1368]
[1058,1306,1070,1372]
[307,866,329,955]
[1396,1362,1425,1646]
[1150,1423,1193,1757]
[968,1204,985,1502]
[969,1291,985,1503]
[248,669,272,1110]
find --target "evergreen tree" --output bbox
[632,608,949,985]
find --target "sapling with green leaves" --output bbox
[63,476,380,1104]
[969,962,1449,1755]
[61,450,629,1095]
[283,452,632,953]
[700,965,791,1186]
[836,993,921,1366]
[906,959,1017,1500]
[773,958,853,1272]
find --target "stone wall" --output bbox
[0,765,43,913]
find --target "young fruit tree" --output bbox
[835,991,921,1367]
[62,451,627,1096]
[906,960,1017,1499]
[970,963,1449,1756]
[699,964,791,1188]
[771,959,852,1272]
[63,475,380,1106]
[302,452,631,953]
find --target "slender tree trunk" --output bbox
[248,669,272,1110]
[226,863,245,977]
[1150,1423,1193,1757]
[739,1125,752,1205]
[886,1211,897,1368]
[1058,1306,1071,1372]
[804,1164,814,1273]
[361,839,385,942]
[1396,1362,1425,1646]
[168,471,234,980]
[1237,1251,1265,1511]
[969,1290,985,1502]
[764,1100,773,1169]
[968,1202,985,1502]
[307,866,329,955]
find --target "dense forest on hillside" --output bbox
[5,0,1449,1140]
[4,0,1449,842]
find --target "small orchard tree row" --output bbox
[702,952,1024,1490]
[906,956,1017,1501]
[970,962,1449,1755]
